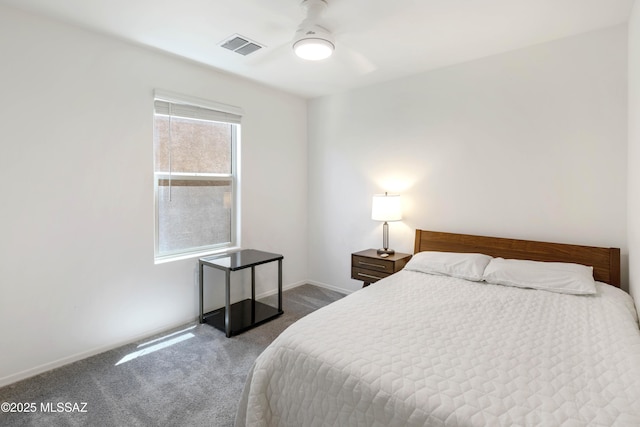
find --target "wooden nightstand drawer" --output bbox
[351,249,412,287]
[351,266,390,283]
[352,255,395,273]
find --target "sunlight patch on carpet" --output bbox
[115,325,197,366]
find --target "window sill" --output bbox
[154,246,241,265]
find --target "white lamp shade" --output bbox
[371,193,402,222]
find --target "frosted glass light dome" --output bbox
[293,37,334,60]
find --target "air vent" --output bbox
[219,34,263,56]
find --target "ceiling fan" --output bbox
[290,0,377,74]
[245,0,377,74]
[292,0,335,61]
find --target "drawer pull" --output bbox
[357,272,385,280]
[358,261,386,269]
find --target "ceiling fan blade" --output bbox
[337,42,377,75]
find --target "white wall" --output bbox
[0,6,307,386]
[628,1,640,312]
[308,25,628,293]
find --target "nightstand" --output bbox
[351,249,412,287]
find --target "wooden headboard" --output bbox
[414,230,621,287]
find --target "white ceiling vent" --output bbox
[219,34,263,56]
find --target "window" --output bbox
[153,91,241,262]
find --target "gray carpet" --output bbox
[0,284,345,427]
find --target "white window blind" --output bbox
[153,90,241,262]
[153,100,241,124]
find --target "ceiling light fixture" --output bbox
[292,0,334,61]
[293,31,334,60]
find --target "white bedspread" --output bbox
[236,271,640,426]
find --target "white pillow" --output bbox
[404,251,493,282]
[482,257,596,295]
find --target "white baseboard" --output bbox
[1,280,351,388]
[254,280,306,299]
[306,280,354,295]
[0,316,197,388]
[255,280,352,299]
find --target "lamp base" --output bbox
[377,248,395,256]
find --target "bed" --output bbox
[235,230,640,426]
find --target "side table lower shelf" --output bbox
[202,299,283,337]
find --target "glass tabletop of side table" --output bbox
[198,249,283,337]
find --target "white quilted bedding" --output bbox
[236,271,640,427]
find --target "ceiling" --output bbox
[0,0,634,98]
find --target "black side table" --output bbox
[199,249,283,337]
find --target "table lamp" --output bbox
[371,192,402,255]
